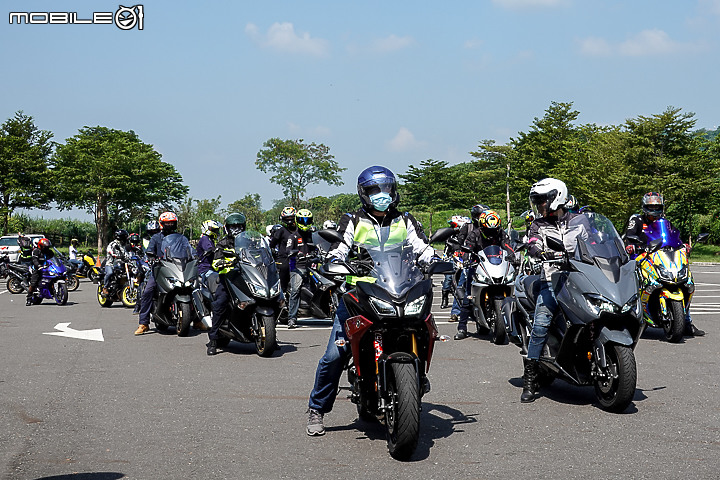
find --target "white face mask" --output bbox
[369,192,392,211]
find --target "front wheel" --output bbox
[54,282,68,305]
[385,362,420,461]
[121,285,137,308]
[255,314,277,357]
[176,302,193,337]
[66,275,80,292]
[88,269,99,284]
[7,277,24,294]
[490,298,507,345]
[664,299,685,343]
[594,344,637,413]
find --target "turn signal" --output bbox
[587,351,592,361]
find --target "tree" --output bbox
[226,193,264,232]
[0,111,54,234]
[53,126,189,252]
[176,196,223,239]
[256,138,346,207]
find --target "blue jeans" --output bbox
[308,298,351,414]
[527,281,557,360]
[103,264,115,288]
[288,269,304,321]
[450,268,465,317]
[138,272,156,326]
[442,273,453,292]
[457,267,474,331]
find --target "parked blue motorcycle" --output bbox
[28,257,69,305]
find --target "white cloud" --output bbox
[387,127,425,152]
[578,29,701,57]
[245,22,329,57]
[370,35,414,53]
[492,0,570,10]
[464,38,484,49]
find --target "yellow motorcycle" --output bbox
[629,221,708,343]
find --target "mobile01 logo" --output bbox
[9,5,144,30]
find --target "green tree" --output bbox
[226,193,264,232]
[256,138,346,206]
[0,111,54,234]
[53,126,189,252]
[176,196,223,239]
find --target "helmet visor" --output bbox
[363,181,395,197]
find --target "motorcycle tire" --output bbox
[97,284,113,307]
[89,270,99,284]
[54,282,68,305]
[154,321,169,332]
[664,300,685,343]
[66,275,80,292]
[121,285,137,308]
[385,362,420,461]
[7,277,24,294]
[176,302,193,337]
[491,298,507,345]
[255,314,277,357]
[594,344,637,413]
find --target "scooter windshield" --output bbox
[482,245,504,265]
[643,218,684,249]
[234,231,274,267]
[360,227,424,298]
[569,213,628,263]
[45,257,66,275]
[161,233,194,260]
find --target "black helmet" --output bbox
[128,233,141,247]
[224,212,246,237]
[115,229,129,243]
[470,204,489,222]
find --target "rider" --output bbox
[135,212,184,335]
[322,220,338,230]
[68,238,80,261]
[206,213,247,355]
[143,220,161,250]
[306,165,434,437]
[127,232,146,315]
[440,215,467,309]
[196,219,222,327]
[521,178,582,403]
[521,210,536,243]
[624,192,704,337]
[454,209,518,340]
[270,206,299,316]
[103,229,129,296]
[25,238,54,306]
[565,194,580,213]
[286,208,318,329]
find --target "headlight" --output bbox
[678,264,688,281]
[247,280,268,298]
[405,296,425,316]
[621,294,639,315]
[655,264,674,282]
[269,281,281,297]
[370,297,396,316]
[584,294,618,315]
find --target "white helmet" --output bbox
[322,220,338,230]
[201,220,222,238]
[529,178,568,216]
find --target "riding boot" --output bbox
[206,339,218,356]
[440,291,449,309]
[25,286,34,306]
[521,358,539,403]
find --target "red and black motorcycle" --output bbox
[324,227,453,460]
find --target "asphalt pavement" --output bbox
[1,268,719,479]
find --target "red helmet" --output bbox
[158,211,178,232]
[37,238,51,249]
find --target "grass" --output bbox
[689,243,720,264]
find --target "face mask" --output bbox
[369,192,392,211]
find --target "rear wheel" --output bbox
[121,285,137,308]
[66,275,80,291]
[385,362,420,461]
[594,344,636,413]
[54,282,68,305]
[88,269,99,284]
[97,284,113,307]
[255,314,277,357]
[176,302,193,337]
[490,298,507,345]
[664,300,685,343]
[7,277,24,294]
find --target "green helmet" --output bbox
[224,212,246,237]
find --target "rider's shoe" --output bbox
[306,408,325,436]
[134,324,149,335]
[685,323,705,337]
[206,340,217,356]
[454,329,467,340]
[287,318,298,329]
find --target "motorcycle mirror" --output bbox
[426,261,454,275]
[648,238,663,252]
[696,232,710,244]
[428,227,455,244]
[318,228,343,244]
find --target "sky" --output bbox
[3,0,720,220]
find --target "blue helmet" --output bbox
[357,165,399,212]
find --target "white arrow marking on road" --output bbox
[43,322,104,342]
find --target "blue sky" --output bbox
[3,0,720,219]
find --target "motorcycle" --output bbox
[460,245,518,345]
[200,230,281,356]
[75,251,102,283]
[96,255,143,309]
[2,256,32,294]
[627,221,708,343]
[324,227,454,460]
[27,257,69,305]
[52,248,80,291]
[150,233,199,337]
[509,212,643,412]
